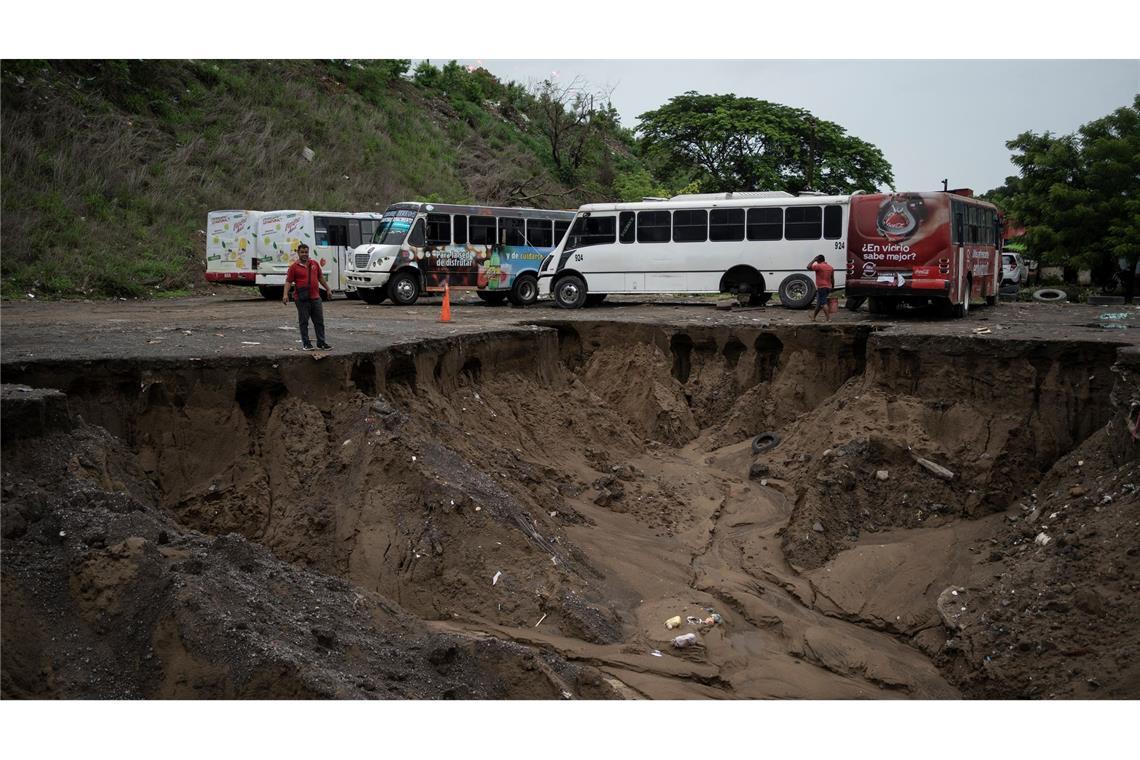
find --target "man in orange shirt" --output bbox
[283,243,332,351]
[807,254,834,323]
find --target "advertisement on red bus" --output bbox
[846,191,1000,316]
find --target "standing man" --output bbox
[807,254,834,323]
[283,243,332,351]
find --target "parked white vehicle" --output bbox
[1001,251,1028,286]
[537,191,851,309]
[205,210,263,286]
[253,211,382,299]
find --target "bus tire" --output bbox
[778,274,816,310]
[258,285,283,301]
[553,275,588,310]
[359,287,387,305]
[476,291,508,305]
[1032,288,1068,303]
[388,270,420,306]
[845,296,866,312]
[508,273,539,307]
[751,432,781,454]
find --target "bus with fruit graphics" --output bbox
[845,190,1002,317]
[345,203,575,306]
[252,210,383,300]
[205,210,263,286]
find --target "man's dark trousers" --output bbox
[295,292,326,347]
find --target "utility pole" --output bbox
[942,178,948,192]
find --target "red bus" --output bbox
[845,190,1002,317]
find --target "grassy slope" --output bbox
[0,61,583,299]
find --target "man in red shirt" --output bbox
[283,243,332,350]
[807,254,835,323]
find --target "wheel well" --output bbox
[552,269,586,288]
[392,265,423,286]
[719,265,765,294]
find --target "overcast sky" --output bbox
[453,60,1139,194]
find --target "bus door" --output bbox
[952,203,966,304]
[315,216,351,292]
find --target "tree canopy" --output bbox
[635,92,894,194]
[987,95,1139,279]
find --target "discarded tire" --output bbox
[751,432,781,454]
[1032,288,1068,303]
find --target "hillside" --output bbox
[0,60,643,299]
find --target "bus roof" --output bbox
[575,194,853,213]
[385,202,576,220]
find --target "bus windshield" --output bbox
[370,210,416,245]
[566,215,616,249]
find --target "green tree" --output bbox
[636,92,894,194]
[999,95,1140,287]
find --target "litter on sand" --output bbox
[534,613,547,628]
[492,570,502,585]
[672,633,698,649]
[665,615,682,629]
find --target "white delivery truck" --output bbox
[205,210,263,287]
[253,210,382,300]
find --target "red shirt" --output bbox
[810,261,834,289]
[286,258,322,299]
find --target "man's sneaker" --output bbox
[317,343,333,351]
[302,344,315,351]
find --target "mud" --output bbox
[3,316,1139,699]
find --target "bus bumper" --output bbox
[205,271,255,284]
[255,273,287,287]
[846,277,950,297]
[346,271,391,289]
[538,273,553,297]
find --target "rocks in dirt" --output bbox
[748,462,770,480]
[1070,485,1087,498]
[592,475,625,510]
[936,586,969,630]
[875,470,890,481]
[311,627,338,648]
[1034,532,1052,547]
[1074,588,1105,616]
[913,455,955,481]
[812,521,825,533]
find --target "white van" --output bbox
[537,192,851,309]
[253,210,382,299]
[205,210,263,286]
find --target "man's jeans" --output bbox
[295,293,326,347]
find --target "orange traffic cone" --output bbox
[439,282,451,323]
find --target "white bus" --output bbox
[253,210,383,299]
[346,202,575,306]
[205,210,263,286]
[536,191,852,309]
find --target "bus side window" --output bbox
[637,210,671,243]
[469,216,495,245]
[785,207,822,240]
[555,220,570,244]
[710,208,744,241]
[348,220,362,248]
[527,219,553,248]
[747,208,782,241]
[426,213,451,246]
[619,211,636,243]
[408,218,426,247]
[954,212,964,245]
[823,206,843,240]
[672,209,708,243]
[503,218,526,246]
[315,225,330,247]
[453,215,468,245]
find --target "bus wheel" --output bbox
[258,285,283,301]
[476,291,507,305]
[845,296,866,312]
[389,270,420,306]
[508,273,539,306]
[585,294,607,306]
[778,274,816,310]
[553,275,588,309]
[360,287,387,305]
